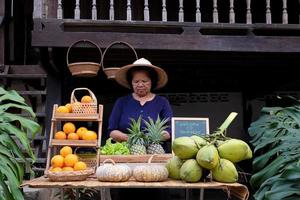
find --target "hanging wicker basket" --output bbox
[67,40,103,77]
[101,41,138,79]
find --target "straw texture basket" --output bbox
[101,41,138,79]
[71,88,97,114]
[47,168,94,182]
[67,40,103,77]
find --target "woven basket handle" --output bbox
[103,158,116,165]
[70,87,98,105]
[101,41,138,70]
[147,154,158,164]
[66,39,103,65]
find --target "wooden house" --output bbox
[1,0,300,183]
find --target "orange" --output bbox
[63,122,76,134]
[67,132,79,140]
[65,103,72,113]
[76,127,88,139]
[64,154,78,167]
[50,167,62,172]
[56,106,69,113]
[62,167,74,172]
[54,131,67,140]
[82,130,97,140]
[51,155,64,168]
[81,95,93,103]
[60,146,73,157]
[74,161,87,171]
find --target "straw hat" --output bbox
[115,58,168,90]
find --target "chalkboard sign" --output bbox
[171,117,209,141]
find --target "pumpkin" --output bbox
[133,155,169,182]
[96,159,132,182]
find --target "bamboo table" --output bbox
[22,176,249,200]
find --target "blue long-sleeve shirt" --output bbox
[108,94,173,136]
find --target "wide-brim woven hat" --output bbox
[115,58,168,90]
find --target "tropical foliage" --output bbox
[0,87,40,200]
[248,98,300,200]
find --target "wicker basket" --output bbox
[75,148,98,168]
[67,40,103,77]
[47,168,94,182]
[71,88,97,114]
[101,41,138,79]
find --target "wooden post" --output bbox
[213,0,218,23]
[144,0,150,21]
[33,0,44,18]
[92,0,97,20]
[179,0,184,22]
[75,0,80,19]
[266,0,271,24]
[162,0,167,22]
[229,0,235,23]
[246,0,252,24]
[196,0,201,23]
[127,0,132,21]
[109,0,114,20]
[282,0,288,24]
[57,0,63,19]
[0,0,4,66]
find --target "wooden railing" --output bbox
[34,0,299,24]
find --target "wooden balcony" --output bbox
[32,0,300,52]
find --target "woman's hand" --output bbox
[161,130,171,141]
[110,130,128,142]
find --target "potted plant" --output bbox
[0,87,40,200]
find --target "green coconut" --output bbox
[180,159,202,182]
[217,139,252,163]
[190,135,207,149]
[172,137,198,159]
[196,144,219,169]
[211,158,238,183]
[166,156,184,180]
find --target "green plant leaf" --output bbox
[0,89,26,106]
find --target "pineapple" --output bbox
[144,116,169,154]
[127,116,147,155]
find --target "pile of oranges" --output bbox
[49,146,87,172]
[54,122,97,140]
[56,95,93,113]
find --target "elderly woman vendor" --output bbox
[108,58,173,149]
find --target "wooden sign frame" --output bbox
[171,117,209,142]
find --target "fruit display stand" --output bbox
[45,104,103,173]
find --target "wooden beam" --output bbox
[0,0,4,66]
[31,19,300,53]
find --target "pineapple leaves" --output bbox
[248,101,300,200]
[143,116,169,143]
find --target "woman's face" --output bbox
[131,70,152,97]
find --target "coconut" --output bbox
[172,137,198,159]
[166,156,184,180]
[217,139,252,162]
[211,158,238,183]
[196,144,219,169]
[190,135,207,149]
[180,159,202,182]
